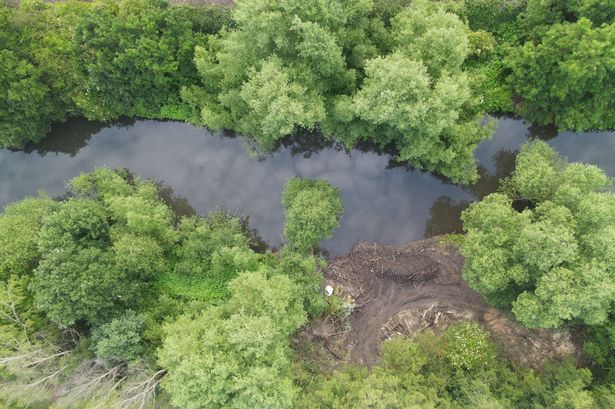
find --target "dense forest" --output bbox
[2,0,613,181]
[1,0,614,408]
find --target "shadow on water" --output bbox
[424,196,470,238]
[528,123,559,141]
[1,116,614,256]
[157,182,198,221]
[422,145,521,239]
[158,180,269,253]
[464,148,519,199]
[21,117,136,157]
[271,129,343,159]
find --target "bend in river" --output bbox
[1,117,614,256]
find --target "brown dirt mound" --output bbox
[310,237,577,367]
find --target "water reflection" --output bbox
[424,196,469,237]
[271,129,341,159]
[528,123,559,141]
[21,118,135,157]
[1,117,614,256]
[157,182,197,220]
[465,149,518,199]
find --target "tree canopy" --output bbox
[0,0,232,148]
[461,141,615,328]
[0,167,333,408]
[187,0,493,183]
[508,18,614,130]
[158,270,306,409]
[1,0,615,407]
[73,0,206,120]
[31,168,174,327]
[282,178,343,254]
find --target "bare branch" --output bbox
[116,369,166,409]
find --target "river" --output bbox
[1,117,614,255]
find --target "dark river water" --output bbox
[1,118,614,255]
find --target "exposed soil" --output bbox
[299,237,578,368]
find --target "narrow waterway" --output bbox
[1,117,614,255]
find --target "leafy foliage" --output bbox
[583,315,615,383]
[189,0,492,183]
[73,0,206,120]
[464,0,527,33]
[0,197,55,280]
[0,1,79,148]
[282,178,343,253]
[508,18,614,130]
[158,271,306,409]
[461,141,615,328]
[30,169,174,327]
[2,0,615,406]
[91,310,145,364]
[164,212,258,302]
[0,168,331,408]
[0,0,231,148]
[298,325,599,408]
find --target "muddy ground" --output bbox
[299,237,578,368]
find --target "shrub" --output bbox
[282,178,343,254]
[158,271,306,409]
[444,321,496,371]
[461,141,615,328]
[92,311,145,364]
[508,19,615,130]
[464,0,527,33]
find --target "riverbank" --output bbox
[297,237,578,367]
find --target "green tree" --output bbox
[237,57,326,149]
[0,48,56,148]
[189,0,490,183]
[275,250,327,317]
[92,310,145,364]
[0,197,54,280]
[583,316,615,382]
[158,271,306,409]
[351,52,490,183]
[73,0,205,120]
[509,18,614,130]
[523,0,615,33]
[464,0,527,33]
[282,178,343,253]
[331,1,494,183]
[30,169,175,327]
[461,141,615,328]
[0,0,89,148]
[298,366,437,409]
[33,244,119,326]
[188,0,371,136]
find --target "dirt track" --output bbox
[314,237,577,367]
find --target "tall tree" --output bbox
[74,0,205,120]
[282,178,343,253]
[189,0,492,183]
[461,141,615,328]
[158,271,306,409]
[509,18,615,130]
